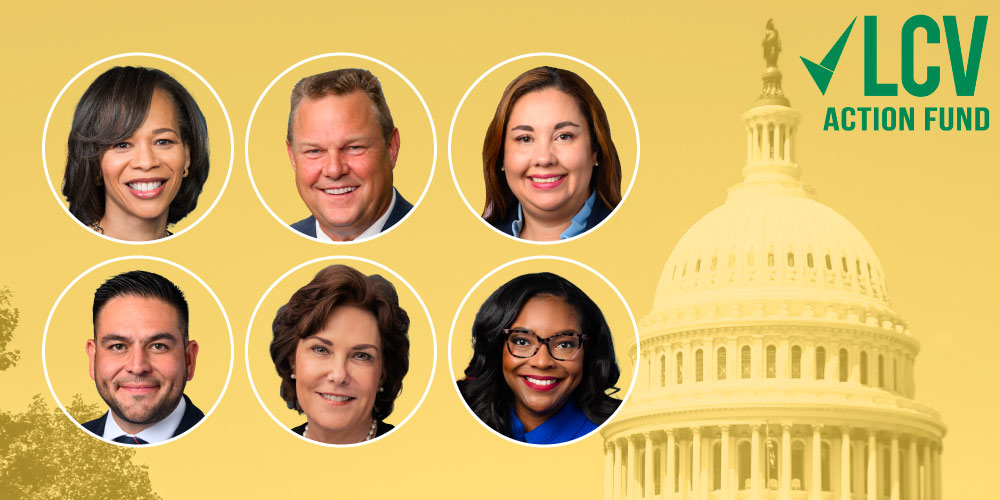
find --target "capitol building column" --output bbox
[890,432,900,500]
[665,430,676,500]
[605,442,614,500]
[921,442,932,500]
[867,430,877,500]
[691,427,701,500]
[780,424,792,499]
[613,439,623,500]
[720,425,731,500]
[906,438,918,500]
[811,425,822,500]
[627,436,637,500]
[751,425,761,499]
[840,427,851,500]
[644,433,654,499]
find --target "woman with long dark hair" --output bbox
[458,272,620,444]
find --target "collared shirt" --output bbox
[509,398,599,445]
[315,190,398,243]
[102,396,187,444]
[510,191,597,240]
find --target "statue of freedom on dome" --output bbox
[762,19,781,68]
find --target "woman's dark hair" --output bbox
[481,66,622,225]
[458,272,620,437]
[270,265,410,421]
[62,66,210,226]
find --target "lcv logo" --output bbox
[802,16,990,131]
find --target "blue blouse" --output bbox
[510,398,599,444]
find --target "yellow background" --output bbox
[1,0,996,498]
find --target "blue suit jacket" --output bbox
[81,394,204,442]
[489,198,614,238]
[290,189,413,239]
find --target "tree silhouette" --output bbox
[0,287,161,500]
[0,287,20,370]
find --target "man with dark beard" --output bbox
[82,270,203,445]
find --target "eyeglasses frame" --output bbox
[503,328,587,361]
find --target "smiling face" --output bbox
[503,88,597,232]
[99,89,190,235]
[501,295,584,432]
[86,295,198,435]
[293,305,383,444]
[287,91,399,241]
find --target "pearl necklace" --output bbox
[304,419,377,443]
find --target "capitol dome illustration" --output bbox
[601,23,946,500]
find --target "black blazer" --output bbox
[489,198,614,238]
[81,394,205,442]
[290,189,413,239]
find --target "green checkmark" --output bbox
[800,17,857,95]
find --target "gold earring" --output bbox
[183,168,189,178]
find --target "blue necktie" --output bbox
[112,435,148,445]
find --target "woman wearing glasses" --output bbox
[457,272,621,444]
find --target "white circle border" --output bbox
[244,53,438,245]
[41,255,236,448]
[41,52,236,245]
[244,256,439,447]
[447,255,640,447]
[447,52,641,246]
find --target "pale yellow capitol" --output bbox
[600,32,946,500]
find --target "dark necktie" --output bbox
[112,435,148,445]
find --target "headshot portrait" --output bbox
[457,272,622,445]
[285,68,412,242]
[62,66,210,242]
[269,264,410,444]
[481,66,622,241]
[83,270,203,445]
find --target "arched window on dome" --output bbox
[738,441,751,490]
[787,251,795,267]
[792,441,805,489]
[717,347,727,380]
[677,352,684,384]
[842,256,849,273]
[712,441,722,491]
[766,345,777,378]
[768,251,775,267]
[821,442,832,491]
[791,345,802,379]
[660,354,666,387]
[711,255,717,271]
[860,351,869,385]
[815,346,827,380]
[807,252,814,268]
[839,349,849,382]
[825,254,833,270]
[695,259,701,272]
[742,346,752,379]
[878,354,885,388]
[695,349,704,382]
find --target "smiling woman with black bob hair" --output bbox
[458,272,620,444]
[62,66,210,241]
